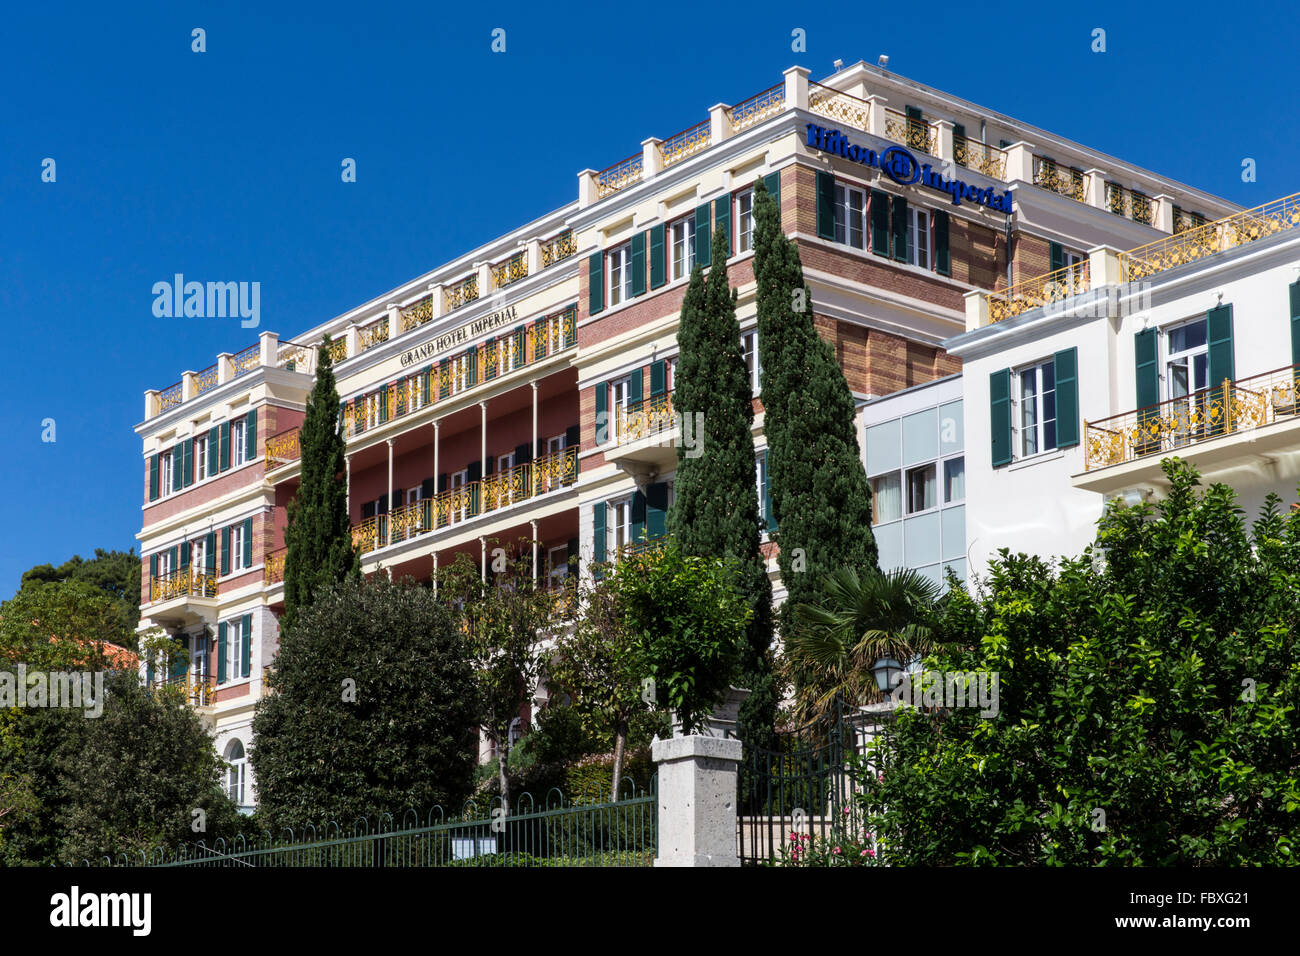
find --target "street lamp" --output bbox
[871,657,902,696]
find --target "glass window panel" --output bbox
[905,463,936,514]
[939,400,963,454]
[904,511,941,566]
[866,419,901,475]
[873,521,903,572]
[943,456,965,503]
[941,504,966,560]
[870,472,901,524]
[901,408,938,467]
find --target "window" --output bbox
[230,523,246,572]
[610,377,631,439]
[908,207,931,269]
[742,331,762,393]
[736,189,755,254]
[905,464,937,514]
[225,739,246,805]
[834,183,867,249]
[608,243,633,307]
[191,537,205,574]
[670,217,695,281]
[195,435,208,481]
[943,457,965,503]
[159,451,173,498]
[546,434,565,456]
[1165,317,1209,443]
[870,473,902,524]
[157,548,173,578]
[228,616,244,680]
[547,545,570,588]
[756,454,767,531]
[1014,361,1057,458]
[231,419,247,467]
[450,469,469,522]
[608,498,632,554]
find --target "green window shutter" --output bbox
[1054,348,1079,448]
[245,409,257,460]
[1290,282,1300,367]
[217,622,228,684]
[514,325,526,367]
[241,614,252,679]
[594,381,608,445]
[763,171,781,224]
[1049,241,1065,273]
[650,359,666,397]
[179,541,190,570]
[628,369,643,407]
[439,358,451,398]
[379,386,388,422]
[149,552,158,583]
[219,422,231,472]
[484,336,497,379]
[592,503,606,570]
[892,195,909,261]
[183,439,194,487]
[169,545,178,571]
[1207,303,1235,389]
[934,210,951,276]
[870,190,891,256]
[990,368,1012,467]
[205,531,216,572]
[588,252,604,314]
[694,204,712,267]
[649,224,666,289]
[172,448,183,492]
[646,482,668,540]
[816,170,836,240]
[422,365,433,399]
[714,196,731,256]
[465,348,478,386]
[764,449,776,532]
[149,454,159,501]
[630,231,646,297]
[534,321,548,360]
[207,426,219,473]
[631,490,647,543]
[220,527,230,575]
[1134,327,1160,451]
[243,517,253,568]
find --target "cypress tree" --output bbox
[667,225,777,754]
[751,179,878,658]
[282,338,360,629]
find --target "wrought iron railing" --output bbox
[352,445,579,554]
[195,364,220,396]
[613,392,675,444]
[265,428,300,470]
[400,297,433,333]
[159,381,183,412]
[358,318,390,352]
[540,230,576,267]
[148,569,219,603]
[808,82,870,132]
[443,274,479,312]
[883,109,933,153]
[727,83,785,133]
[1085,365,1300,471]
[1121,192,1300,283]
[1173,207,1206,235]
[986,260,1091,323]
[661,120,711,167]
[328,337,348,364]
[232,344,261,377]
[264,547,287,585]
[596,153,644,199]
[491,251,529,289]
[1033,157,1086,202]
[954,137,1007,180]
[1106,183,1154,225]
[159,672,218,707]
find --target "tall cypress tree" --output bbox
[667,226,777,753]
[282,338,360,629]
[751,179,878,656]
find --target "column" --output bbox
[933,119,955,166]
[386,439,395,548]
[1003,142,1036,183]
[480,401,488,480]
[433,421,440,495]
[1153,195,1176,233]
[578,169,599,209]
[479,536,487,583]
[531,381,539,463]
[642,137,663,179]
[216,352,234,385]
[963,291,991,333]
[386,303,401,341]
[181,371,197,402]
[782,65,809,113]
[345,455,352,514]
[865,94,889,137]
[707,105,729,148]
[432,552,438,595]
[531,519,539,584]
[258,330,279,367]
[652,735,744,867]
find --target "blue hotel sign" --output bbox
[805,123,1014,214]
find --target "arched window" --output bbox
[225,739,247,806]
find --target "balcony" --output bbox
[145,570,219,627]
[540,230,577,268]
[1077,365,1300,494]
[987,260,1090,324]
[157,672,218,708]
[603,392,680,476]
[491,251,529,290]
[351,444,580,555]
[443,274,480,313]
[358,317,390,352]
[1033,157,1085,203]
[399,296,434,334]
[727,82,785,134]
[265,428,300,471]
[883,108,934,154]
[807,82,870,132]
[265,547,286,586]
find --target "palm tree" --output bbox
[787,567,942,722]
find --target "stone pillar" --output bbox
[933,119,955,165]
[651,735,743,867]
[642,137,663,179]
[1082,169,1107,209]
[344,324,360,361]
[258,330,278,367]
[865,94,889,137]
[216,352,234,385]
[181,371,198,402]
[783,65,809,113]
[707,105,730,147]
[145,389,161,420]
[1003,142,1036,183]
[1088,245,1124,289]
[386,303,401,341]
[429,282,444,319]
[578,169,599,209]
[526,238,542,276]
[1153,194,1176,233]
[964,290,990,332]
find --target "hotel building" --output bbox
[134,61,1238,808]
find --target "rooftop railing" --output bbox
[1107,183,1154,225]
[1033,157,1085,203]
[265,427,301,471]
[807,82,870,132]
[954,136,1007,180]
[596,153,644,199]
[987,261,1090,324]
[661,120,711,168]
[491,250,529,289]
[726,83,785,133]
[159,381,183,413]
[232,343,261,378]
[540,230,576,267]
[883,108,934,154]
[400,296,434,333]
[194,364,220,397]
[358,317,390,352]
[443,274,479,313]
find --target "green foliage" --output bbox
[604,541,751,734]
[19,548,141,631]
[667,224,779,762]
[250,574,479,832]
[860,459,1300,865]
[282,338,360,630]
[0,580,134,668]
[562,747,656,804]
[751,178,877,654]
[769,823,880,867]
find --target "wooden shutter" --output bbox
[714,196,731,256]
[1054,348,1079,448]
[1134,327,1160,450]
[630,231,646,297]
[182,439,194,487]
[694,204,712,267]
[646,482,668,540]
[1207,303,1235,389]
[594,381,608,446]
[628,369,643,407]
[243,517,253,568]
[241,614,252,679]
[764,449,776,532]
[934,210,950,276]
[592,503,606,568]
[220,527,230,575]
[870,190,891,256]
[219,422,231,472]
[564,424,580,448]
[649,223,667,289]
[631,490,646,543]
[816,170,836,240]
[990,369,1012,467]
[650,360,666,397]
[149,454,159,501]
[763,172,781,224]
[205,531,216,572]
[207,426,219,474]
[892,195,909,261]
[217,622,227,684]
[588,252,604,314]
[172,447,183,493]
[245,409,257,461]
[1291,282,1300,367]
[179,541,190,570]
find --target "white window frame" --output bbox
[195,435,208,482]
[908,207,931,269]
[225,740,246,805]
[869,471,903,525]
[1164,316,1210,402]
[755,453,768,536]
[610,377,631,440]
[608,497,632,556]
[546,434,565,456]
[192,633,209,682]
[736,189,755,254]
[450,469,469,522]
[229,616,244,679]
[834,183,867,250]
[159,451,173,498]
[191,537,205,575]
[670,217,696,281]
[904,462,938,516]
[608,243,633,307]
[158,548,173,578]
[742,330,761,393]
[231,419,247,467]
[230,523,246,573]
[1012,360,1058,460]
[942,455,965,505]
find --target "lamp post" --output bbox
[871,657,903,697]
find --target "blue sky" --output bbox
[1,0,1295,596]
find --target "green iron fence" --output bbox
[91,781,657,867]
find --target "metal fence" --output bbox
[92,782,657,868]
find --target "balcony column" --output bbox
[344,323,360,361]
[1153,194,1176,233]
[578,169,599,209]
[480,536,487,583]
[182,371,198,402]
[782,65,809,113]
[386,303,401,342]
[258,330,279,368]
[707,105,730,148]
[480,401,488,483]
[429,282,444,320]
[531,520,539,584]
[933,119,955,166]
[964,290,990,332]
[1003,142,1036,183]
[531,381,539,462]
[144,389,161,419]
[1083,169,1107,209]
[432,551,438,596]
[386,439,395,548]
[642,137,663,180]
[217,352,234,385]
[345,454,352,515]
[865,94,889,137]
[526,238,542,276]
[433,421,440,496]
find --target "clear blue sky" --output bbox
[1,0,1295,596]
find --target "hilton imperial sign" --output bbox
[399,304,518,368]
[805,123,1014,214]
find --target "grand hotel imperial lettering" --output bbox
[398,304,518,368]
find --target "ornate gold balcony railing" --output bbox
[987,260,1091,323]
[328,337,348,364]
[1106,183,1154,225]
[232,343,261,377]
[195,364,220,396]
[661,120,711,168]
[883,109,933,154]
[351,445,580,554]
[358,318,390,352]
[279,345,310,372]
[1173,207,1206,235]
[540,230,576,267]
[265,428,300,471]
[614,392,675,444]
[727,83,785,133]
[399,296,433,333]
[159,381,183,412]
[596,153,644,199]
[343,305,577,439]
[264,547,287,585]
[808,82,870,132]
[1033,158,1086,202]
[1084,365,1300,471]
[148,569,219,603]
[159,672,218,707]
[1120,192,1300,283]
[444,274,479,312]
[954,137,1007,180]
[491,251,529,289]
